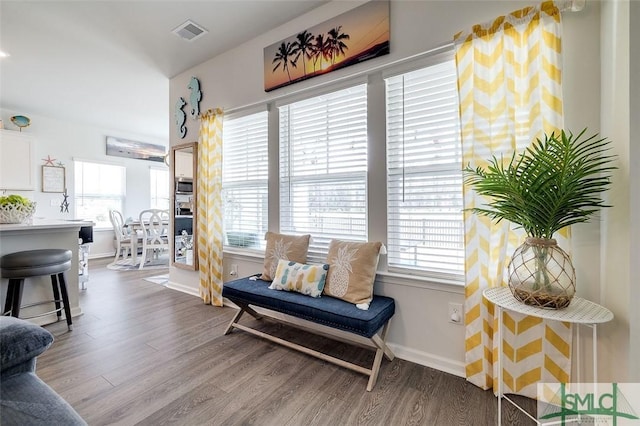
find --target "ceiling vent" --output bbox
[172,20,208,42]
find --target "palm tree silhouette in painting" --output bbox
[311,33,328,72]
[327,26,350,65]
[292,30,314,77]
[272,41,297,82]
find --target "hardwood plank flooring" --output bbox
[35,258,537,425]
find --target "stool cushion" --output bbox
[1,249,72,279]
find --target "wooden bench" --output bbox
[222,276,396,391]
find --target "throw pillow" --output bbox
[260,232,311,281]
[0,316,54,374]
[269,259,329,298]
[323,240,384,310]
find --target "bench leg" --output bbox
[234,302,263,320]
[224,308,245,335]
[367,321,393,391]
[224,302,264,335]
[372,332,395,361]
[222,301,395,392]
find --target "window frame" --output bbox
[149,166,170,211]
[74,159,126,230]
[222,109,270,252]
[384,53,465,282]
[278,83,369,263]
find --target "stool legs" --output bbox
[56,272,73,331]
[3,279,24,317]
[51,274,62,320]
[2,274,72,331]
[3,279,16,315]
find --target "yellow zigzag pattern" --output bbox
[197,108,224,307]
[457,2,572,399]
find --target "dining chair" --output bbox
[138,209,170,269]
[109,209,139,263]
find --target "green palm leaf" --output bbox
[463,129,616,239]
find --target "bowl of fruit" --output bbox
[0,195,36,224]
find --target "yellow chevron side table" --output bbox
[483,287,613,426]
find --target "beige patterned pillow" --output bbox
[260,232,311,281]
[323,240,383,309]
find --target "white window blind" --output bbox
[222,111,269,249]
[150,168,170,210]
[385,60,464,279]
[279,84,368,262]
[74,160,126,229]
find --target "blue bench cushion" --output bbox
[222,276,395,338]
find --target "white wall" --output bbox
[168,1,626,379]
[599,0,633,383]
[629,0,640,383]
[0,108,168,258]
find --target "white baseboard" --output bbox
[89,252,115,260]
[166,281,200,298]
[389,343,465,378]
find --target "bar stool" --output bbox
[1,249,73,331]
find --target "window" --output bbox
[222,110,269,249]
[74,160,126,228]
[279,84,368,262]
[385,59,464,279]
[150,168,170,210]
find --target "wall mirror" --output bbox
[170,141,198,270]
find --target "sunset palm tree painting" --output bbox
[264,0,389,92]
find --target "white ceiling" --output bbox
[0,0,328,142]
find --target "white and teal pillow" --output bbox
[269,259,329,298]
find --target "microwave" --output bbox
[175,178,193,194]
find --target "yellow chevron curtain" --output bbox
[455,1,572,398]
[197,108,224,306]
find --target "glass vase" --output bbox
[507,237,576,309]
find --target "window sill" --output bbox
[223,247,265,262]
[375,270,464,295]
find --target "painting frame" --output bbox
[42,165,66,193]
[106,136,167,163]
[264,0,390,92]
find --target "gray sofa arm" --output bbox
[0,316,53,379]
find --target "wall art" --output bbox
[175,97,187,138]
[188,77,202,119]
[106,136,166,162]
[263,0,389,92]
[42,165,65,193]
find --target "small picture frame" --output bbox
[42,165,65,193]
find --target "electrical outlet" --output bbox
[448,302,463,325]
[229,264,238,277]
[50,199,58,207]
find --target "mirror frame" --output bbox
[170,141,198,270]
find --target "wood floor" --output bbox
[37,258,536,425]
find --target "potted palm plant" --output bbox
[463,129,616,308]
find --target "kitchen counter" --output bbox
[0,218,93,232]
[0,219,93,325]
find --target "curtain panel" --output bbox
[455,1,572,398]
[197,108,225,306]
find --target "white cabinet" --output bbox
[0,130,35,190]
[174,150,193,178]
